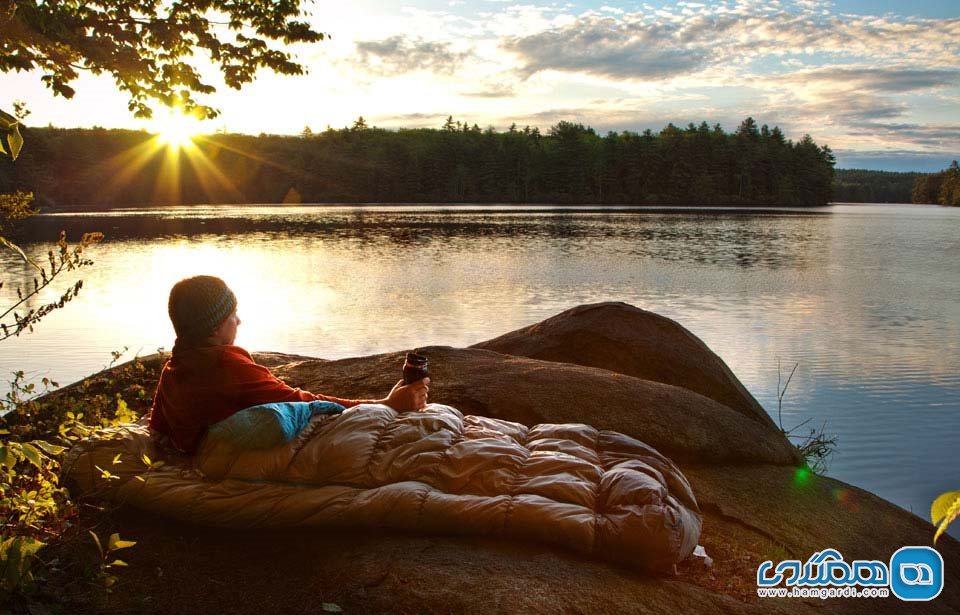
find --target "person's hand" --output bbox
[382,377,430,412]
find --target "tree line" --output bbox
[912,161,960,206]
[1,117,837,208]
[832,169,922,204]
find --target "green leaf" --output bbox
[89,531,103,556]
[107,533,136,551]
[17,537,44,559]
[0,109,16,129]
[112,453,122,465]
[0,236,41,271]
[6,126,24,161]
[321,604,342,613]
[933,490,960,543]
[20,443,43,468]
[932,490,960,525]
[0,537,13,583]
[95,465,117,480]
[1,536,45,589]
[111,540,137,550]
[32,440,67,456]
[109,559,128,567]
[140,453,152,467]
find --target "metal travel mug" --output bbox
[402,352,429,385]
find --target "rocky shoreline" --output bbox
[59,302,959,613]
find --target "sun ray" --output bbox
[151,141,183,204]
[181,137,246,202]
[98,138,167,201]
[196,138,301,176]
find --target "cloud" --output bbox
[459,83,515,98]
[756,66,960,149]
[500,8,960,82]
[798,94,909,123]
[784,67,960,92]
[502,17,710,80]
[371,112,447,127]
[339,2,960,157]
[353,35,473,75]
[842,122,960,149]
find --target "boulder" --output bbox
[473,302,775,428]
[272,346,799,466]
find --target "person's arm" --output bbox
[220,346,362,407]
[221,346,429,411]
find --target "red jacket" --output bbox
[148,344,364,453]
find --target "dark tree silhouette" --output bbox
[913,161,960,206]
[1,118,837,208]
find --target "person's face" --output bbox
[211,310,241,345]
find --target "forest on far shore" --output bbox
[833,165,960,205]
[910,161,960,206]
[832,169,921,204]
[1,117,837,208]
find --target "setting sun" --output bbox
[151,109,202,149]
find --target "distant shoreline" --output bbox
[33,202,848,216]
[3,122,836,208]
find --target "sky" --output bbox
[3,0,959,171]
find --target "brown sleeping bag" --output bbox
[63,403,702,571]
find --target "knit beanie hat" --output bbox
[168,275,237,341]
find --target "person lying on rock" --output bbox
[147,275,429,454]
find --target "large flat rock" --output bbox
[72,462,960,614]
[51,303,960,612]
[83,507,793,615]
[273,346,799,466]
[682,463,960,613]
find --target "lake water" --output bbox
[2,203,959,535]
